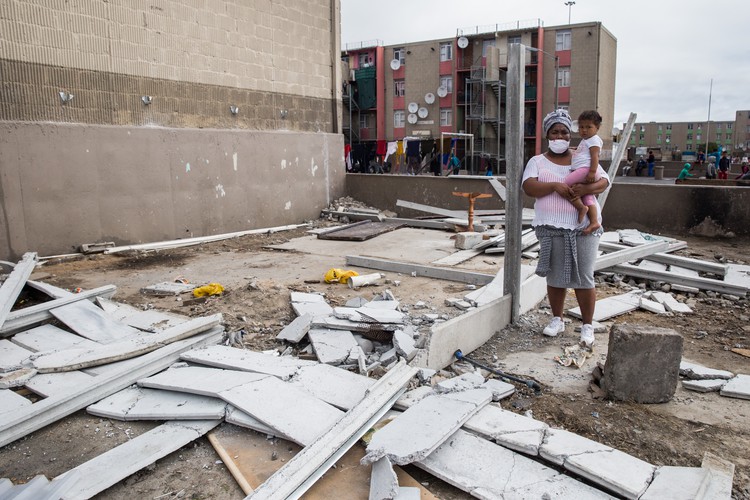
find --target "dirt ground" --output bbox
[1,219,749,499]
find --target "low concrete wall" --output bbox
[345,174,750,237]
[0,123,345,259]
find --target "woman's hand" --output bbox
[552,182,576,200]
[571,177,609,197]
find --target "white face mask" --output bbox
[548,139,570,154]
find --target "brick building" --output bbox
[629,120,736,158]
[342,20,617,173]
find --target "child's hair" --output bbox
[578,110,602,126]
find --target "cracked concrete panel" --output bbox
[564,448,656,499]
[393,386,435,410]
[180,345,317,380]
[680,360,734,380]
[276,314,314,343]
[682,378,728,393]
[539,428,613,466]
[434,372,485,394]
[464,405,548,456]
[290,292,328,303]
[480,379,516,401]
[138,365,269,397]
[224,406,290,440]
[307,328,359,365]
[290,363,374,410]
[639,466,710,500]
[362,389,491,466]
[292,301,333,318]
[86,385,227,421]
[369,457,399,500]
[720,374,750,400]
[499,474,616,500]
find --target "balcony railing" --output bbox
[456,19,543,37]
[344,39,383,51]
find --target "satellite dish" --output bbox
[437,87,448,98]
[418,107,428,119]
[424,92,435,104]
[390,59,401,71]
[407,113,418,124]
[408,102,419,114]
[457,36,469,49]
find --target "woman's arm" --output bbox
[570,176,609,197]
[523,177,575,199]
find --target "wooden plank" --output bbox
[248,361,417,500]
[32,315,222,373]
[0,252,37,329]
[0,285,117,337]
[346,256,495,286]
[0,326,223,448]
[50,300,140,344]
[207,426,439,499]
[609,263,747,296]
[593,241,670,271]
[598,241,727,275]
[396,199,462,218]
[317,221,405,242]
[52,420,220,500]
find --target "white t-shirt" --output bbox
[522,153,610,230]
[571,135,603,171]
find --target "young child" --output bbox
[565,110,603,234]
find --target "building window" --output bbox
[358,53,373,67]
[557,67,570,88]
[394,80,405,97]
[556,30,572,51]
[508,35,521,45]
[716,124,722,130]
[440,108,452,126]
[558,104,569,111]
[639,125,646,132]
[393,47,405,65]
[394,110,405,128]
[687,133,692,141]
[666,124,672,130]
[687,123,694,130]
[440,76,453,93]
[639,134,644,140]
[686,144,693,151]
[696,134,702,141]
[439,42,453,62]
[697,124,702,130]
[717,133,722,141]
[727,123,732,130]
[482,39,496,56]
[360,114,369,129]
[658,124,662,131]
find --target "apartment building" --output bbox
[630,120,736,157]
[342,20,617,172]
[734,110,750,153]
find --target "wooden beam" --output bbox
[345,256,495,285]
[0,285,117,337]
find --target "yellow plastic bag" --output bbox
[193,283,225,297]
[324,268,359,284]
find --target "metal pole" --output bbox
[554,56,559,110]
[705,78,713,157]
[503,43,525,323]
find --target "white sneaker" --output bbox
[543,317,565,337]
[580,324,595,347]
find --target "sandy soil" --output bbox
[1,220,749,499]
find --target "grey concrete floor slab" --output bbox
[720,373,750,400]
[369,457,399,500]
[434,372,485,393]
[24,370,94,398]
[180,345,317,379]
[10,324,100,352]
[291,363,374,410]
[639,466,710,500]
[539,428,613,466]
[564,448,656,499]
[680,360,734,380]
[682,378,727,392]
[480,379,516,401]
[463,404,548,456]
[138,365,269,397]
[363,388,491,465]
[0,388,31,414]
[87,385,227,420]
[275,314,313,343]
[224,405,289,439]
[307,328,359,365]
[393,386,435,410]
[290,291,327,303]
[0,339,32,371]
[291,301,333,318]
[50,300,141,343]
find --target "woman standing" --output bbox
[521,109,611,347]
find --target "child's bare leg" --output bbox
[583,204,601,234]
[571,197,589,223]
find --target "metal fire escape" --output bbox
[342,82,360,144]
[465,65,506,171]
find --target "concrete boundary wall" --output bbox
[0,123,345,259]
[345,174,750,238]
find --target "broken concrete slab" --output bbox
[416,429,612,500]
[0,339,32,372]
[701,451,735,500]
[363,300,401,310]
[307,328,359,365]
[292,301,334,318]
[120,309,190,332]
[679,360,734,380]
[379,347,398,367]
[86,385,227,420]
[639,296,667,314]
[276,314,313,343]
[603,324,683,403]
[356,308,405,324]
[651,291,693,314]
[434,372,485,394]
[224,405,289,439]
[393,386,435,410]
[50,300,141,344]
[0,367,37,389]
[0,388,32,414]
[416,368,436,385]
[719,374,750,400]
[392,329,417,361]
[362,389,491,465]
[180,345,317,379]
[564,448,656,499]
[0,252,37,329]
[291,363,375,410]
[568,291,641,322]
[369,457,399,500]
[455,232,483,250]
[333,307,367,322]
[502,475,616,500]
[140,281,194,296]
[138,365,270,397]
[345,255,495,286]
[639,466,710,500]
[312,316,399,334]
[463,404,549,456]
[539,428,613,466]
[11,324,100,352]
[480,379,516,402]
[345,297,369,308]
[290,292,328,303]
[682,378,728,393]
[24,370,95,398]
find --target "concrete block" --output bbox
[379,347,398,366]
[353,334,374,354]
[464,405,548,456]
[393,329,417,361]
[275,314,313,343]
[291,363,374,410]
[565,448,656,499]
[679,361,734,380]
[307,328,359,365]
[0,368,37,389]
[393,386,434,410]
[87,385,227,420]
[651,291,693,314]
[224,405,288,439]
[369,457,399,500]
[480,379,516,401]
[180,345,317,380]
[455,232,483,250]
[416,368,436,384]
[290,292,327,303]
[639,297,666,314]
[434,372,485,394]
[539,428,612,466]
[603,324,683,403]
[362,389,491,465]
[357,308,405,324]
[719,374,750,400]
[640,466,710,500]
[292,301,333,318]
[682,378,727,393]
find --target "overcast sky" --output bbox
[341,0,749,128]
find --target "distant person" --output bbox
[734,163,749,180]
[647,150,655,177]
[564,110,604,234]
[622,159,632,176]
[636,155,646,176]
[677,163,694,180]
[696,151,705,169]
[429,141,440,176]
[706,157,717,179]
[718,151,730,180]
[447,152,460,175]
